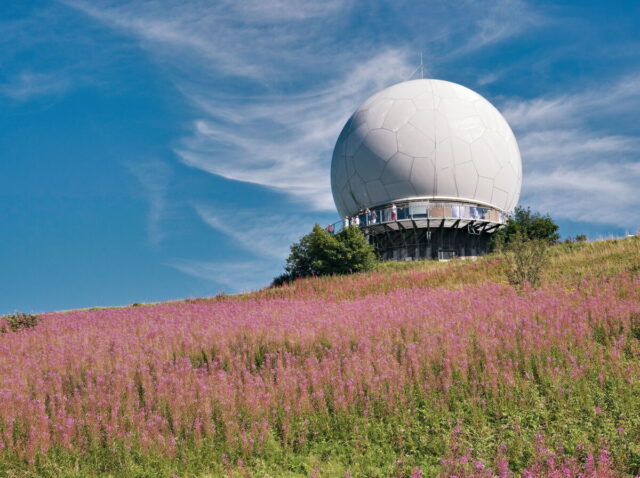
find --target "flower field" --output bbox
[1,237,640,477]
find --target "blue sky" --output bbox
[1,0,639,314]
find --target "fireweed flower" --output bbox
[0,272,637,474]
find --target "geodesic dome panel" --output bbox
[330,79,522,217]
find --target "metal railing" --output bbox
[325,201,508,234]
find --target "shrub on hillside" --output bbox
[1,312,41,333]
[273,224,376,285]
[564,234,589,244]
[491,206,559,251]
[502,232,549,288]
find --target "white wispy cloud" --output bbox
[180,203,320,292]
[170,259,279,293]
[55,0,412,217]
[517,130,638,164]
[454,0,545,54]
[0,71,71,100]
[525,163,640,226]
[177,50,415,211]
[502,74,640,229]
[194,203,314,260]
[127,160,172,246]
[59,0,355,83]
[503,75,640,131]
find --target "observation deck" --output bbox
[327,200,509,261]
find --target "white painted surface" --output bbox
[331,79,522,217]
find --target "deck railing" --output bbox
[325,201,508,234]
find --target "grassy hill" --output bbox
[1,236,639,477]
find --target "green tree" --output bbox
[491,206,559,251]
[272,225,376,285]
[285,225,343,278]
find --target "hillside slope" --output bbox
[1,236,639,477]
[243,235,640,301]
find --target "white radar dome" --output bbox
[330,79,522,217]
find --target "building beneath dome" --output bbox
[329,78,522,260]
